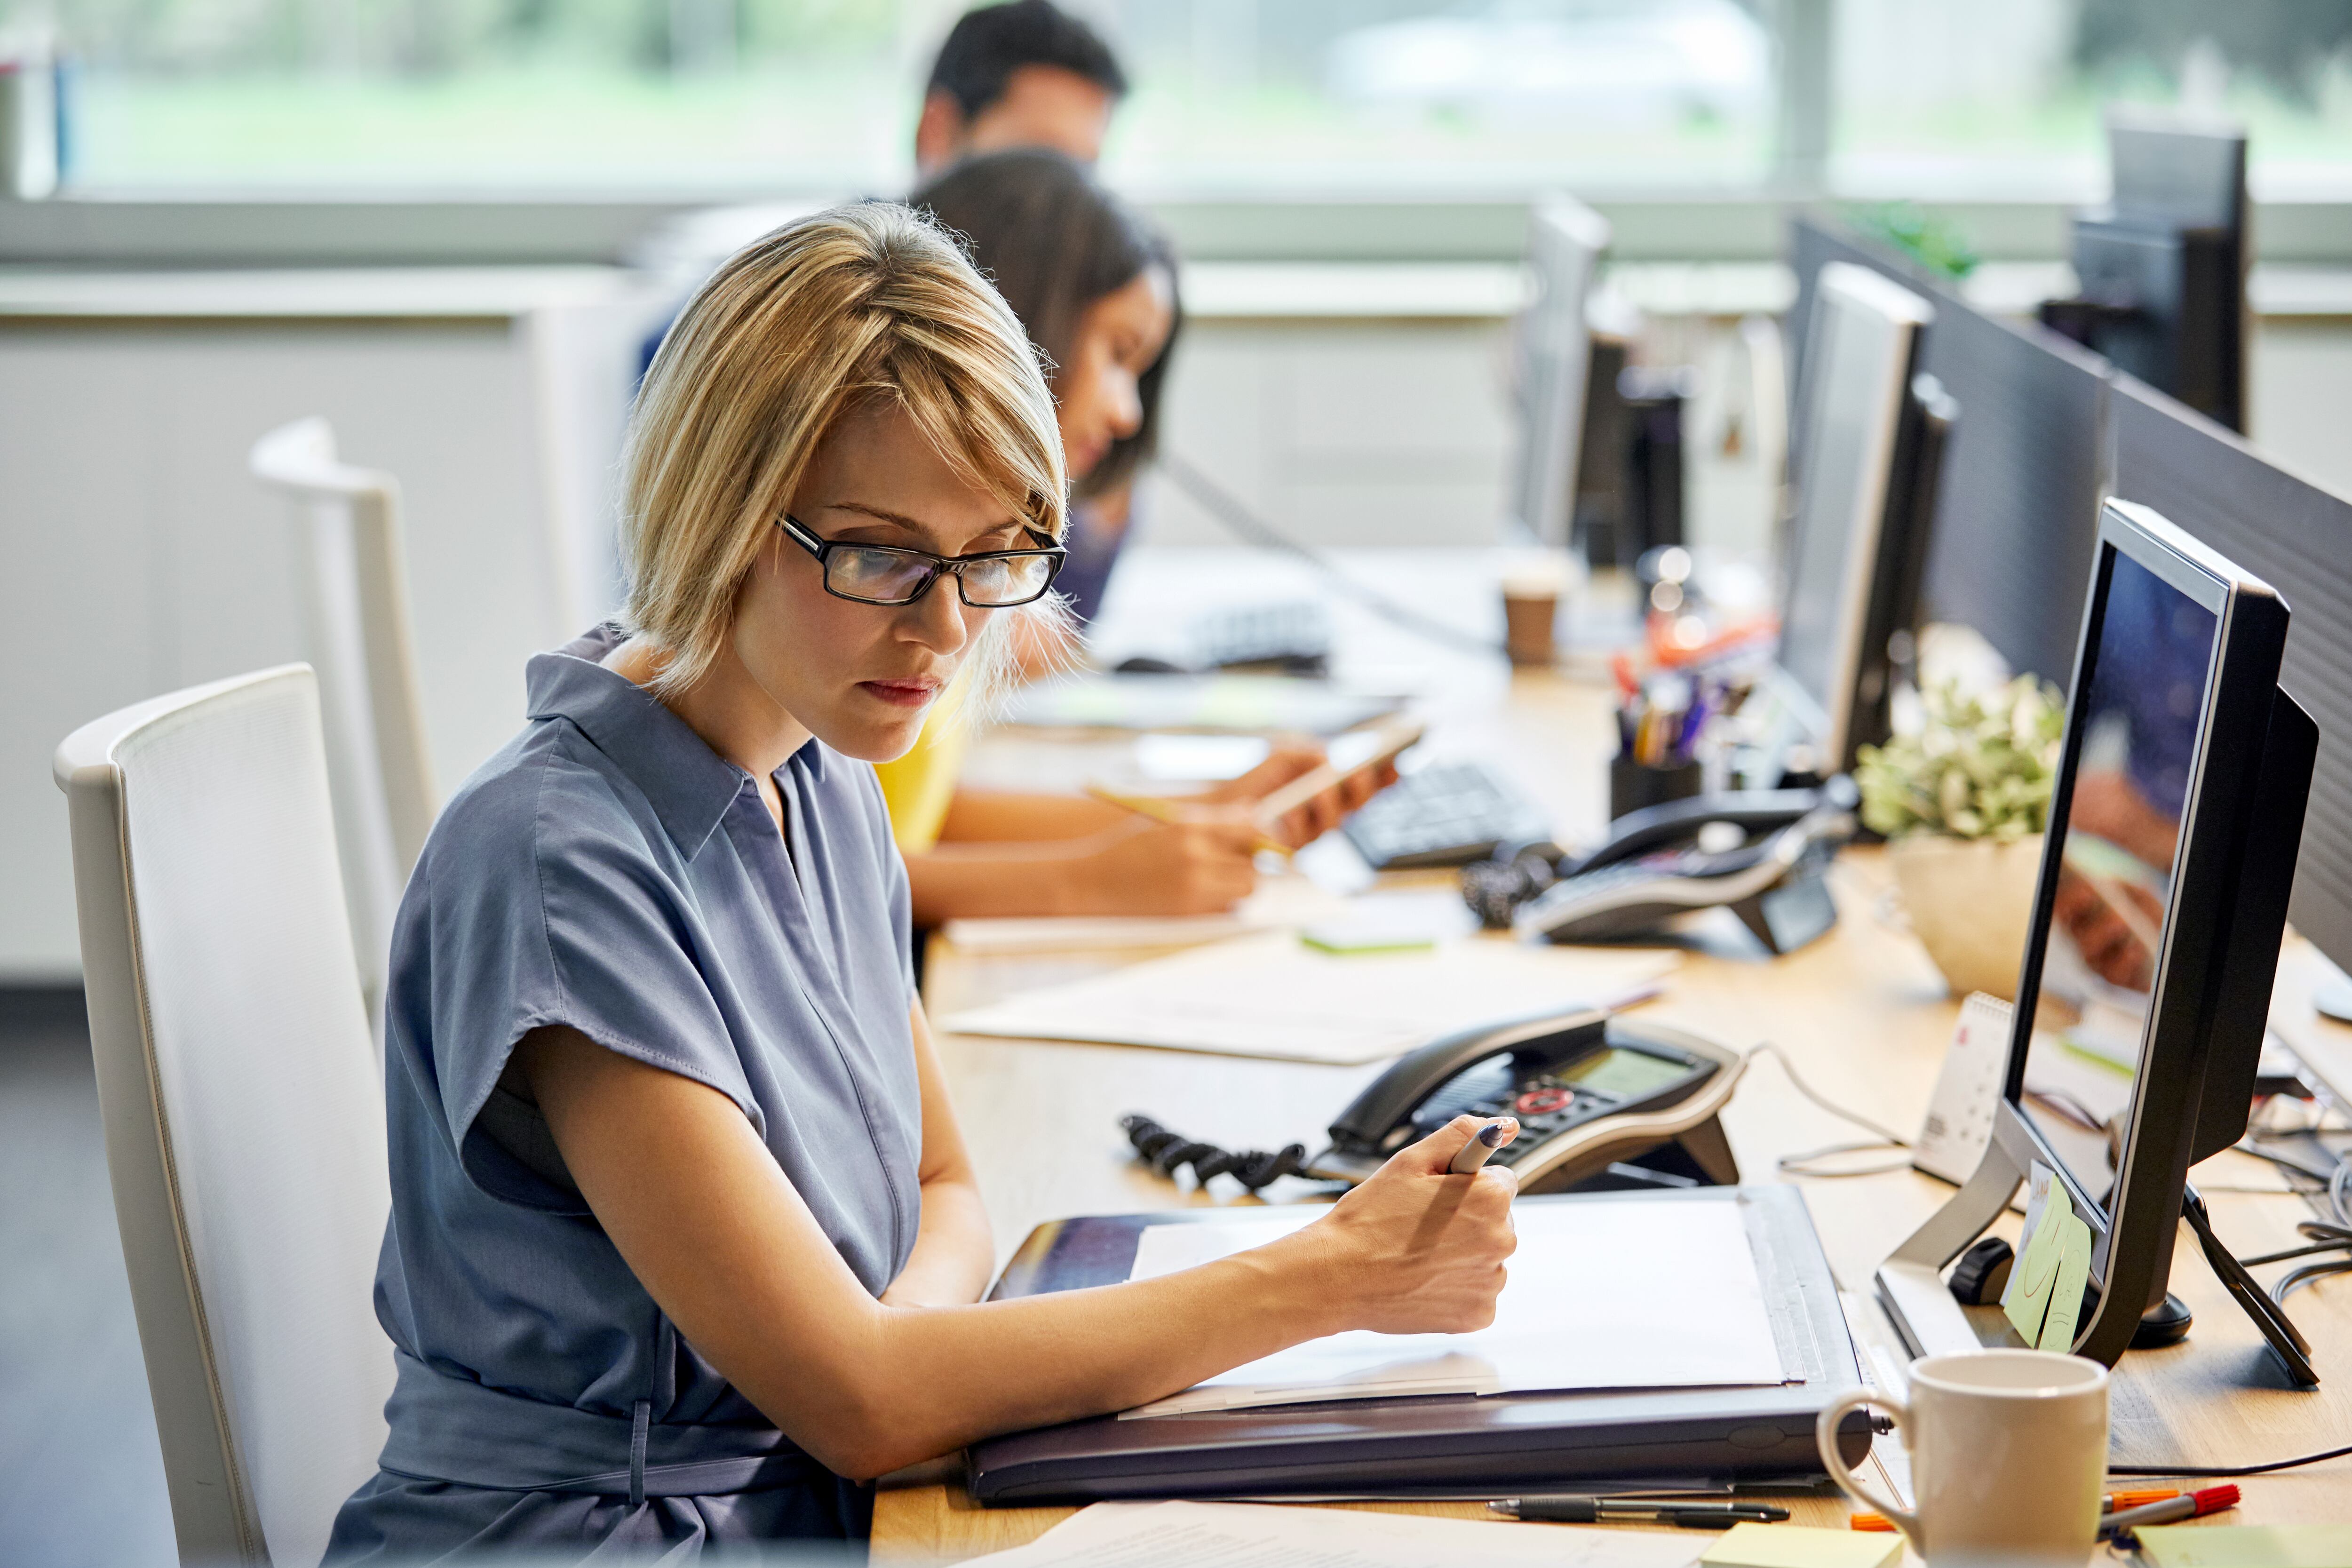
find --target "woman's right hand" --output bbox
[1279,1116,1519,1337]
[1074,815,1261,915]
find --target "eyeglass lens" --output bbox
[826,546,1055,607]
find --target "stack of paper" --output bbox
[938,931,1679,1065]
[959,1499,1703,1568]
[1120,1197,1788,1416]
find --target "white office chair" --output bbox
[55,666,394,1566]
[249,417,438,1020]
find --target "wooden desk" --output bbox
[876,663,2352,1563]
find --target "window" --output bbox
[41,0,1777,193]
[1833,0,2352,197]
[27,0,2352,197]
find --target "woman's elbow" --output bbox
[798,1404,954,1482]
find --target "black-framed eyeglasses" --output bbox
[778,514,1066,608]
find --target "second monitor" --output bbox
[1754,262,1955,780]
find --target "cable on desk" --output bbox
[1745,1042,1914,1177]
[2110,1441,2352,1479]
[1158,452,1509,661]
[1120,1114,1311,1193]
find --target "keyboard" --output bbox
[1342,762,1552,871]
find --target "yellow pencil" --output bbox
[1083,784,1293,858]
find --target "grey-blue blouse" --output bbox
[327,626,922,1561]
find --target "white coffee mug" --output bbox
[1816,1350,2109,1568]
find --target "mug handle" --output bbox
[1816,1389,1922,1551]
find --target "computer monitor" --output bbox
[1877,500,2312,1369]
[1784,214,1941,452]
[1914,298,2113,691]
[2041,115,2248,432]
[2112,375,2352,976]
[1511,196,1611,545]
[1764,262,1949,775]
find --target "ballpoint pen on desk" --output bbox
[1490,1497,1790,1529]
[2100,1485,2239,1540]
[1851,1489,2179,1531]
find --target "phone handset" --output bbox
[1322,1006,1610,1164]
[1305,1005,1744,1193]
[1565,785,1838,876]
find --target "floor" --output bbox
[0,987,176,1567]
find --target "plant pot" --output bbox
[1887,833,2046,1000]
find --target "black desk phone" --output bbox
[1478,778,1858,955]
[1305,1006,1746,1194]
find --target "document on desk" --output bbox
[957,1499,1703,1568]
[1118,1196,1787,1417]
[937,931,1679,1065]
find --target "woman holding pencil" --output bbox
[875,149,1395,925]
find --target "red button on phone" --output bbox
[1515,1087,1571,1116]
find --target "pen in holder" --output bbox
[1611,670,1708,820]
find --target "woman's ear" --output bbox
[914,90,967,176]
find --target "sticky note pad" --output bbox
[2136,1526,2352,1567]
[1700,1522,1901,1568]
[2005,1164,2072,1344]
[2037,1203,2094,1351]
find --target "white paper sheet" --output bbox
[956,1499,1705,1568]
[1119,1198,1787,1417]
[938,931,1679,1065]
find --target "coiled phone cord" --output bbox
[1120,1114,1312,1193]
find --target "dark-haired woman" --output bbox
[878,149,1391,925]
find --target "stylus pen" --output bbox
[1490,1497,1790,1527]
[1449,1118,1516,1174]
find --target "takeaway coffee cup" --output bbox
[1500,557,1569,667]
[1817,1350,2108,1568]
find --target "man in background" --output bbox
[914,0,1128,177]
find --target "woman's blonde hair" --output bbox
[620,201,1068,699]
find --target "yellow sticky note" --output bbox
[2004,1165,2072,1344]
[2037,1205,2094,1351]
[2136,1525,2352,1568]
[1700,1523,1902,1568]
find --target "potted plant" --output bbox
[1856,676,2065,999]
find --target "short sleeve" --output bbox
[396,755,759,1212]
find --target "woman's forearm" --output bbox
[879,1172,994,1310]
[904,840,1105,923]
[832,1238,1347,1477]
[938,789,1131,844]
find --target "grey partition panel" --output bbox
[2111,376,2352,973]
[1915,302,2112,690]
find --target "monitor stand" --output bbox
[1875,1134,2320,1381]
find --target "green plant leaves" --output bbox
[1856,675,2064,841]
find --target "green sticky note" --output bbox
[2135,1525,2352,1568]
[2004,1164,2072,1344]
[2037,1204,2094,1351]
[1700,1523,1901,1568]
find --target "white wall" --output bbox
[1,303,646,981]
[1144,305,2352,559]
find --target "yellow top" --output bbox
[873,681,973,854]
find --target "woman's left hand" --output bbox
[1197,744,1399,850]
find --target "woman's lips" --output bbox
[859,678,939,708]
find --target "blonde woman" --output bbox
[327,206,1516,1560]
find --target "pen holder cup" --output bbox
[1610,753,1703,821]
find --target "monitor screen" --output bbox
[1512,197,1609,543]
[1778,263,1928,758]
[2017,546,2220,1213]
[2112,376,2352,982]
